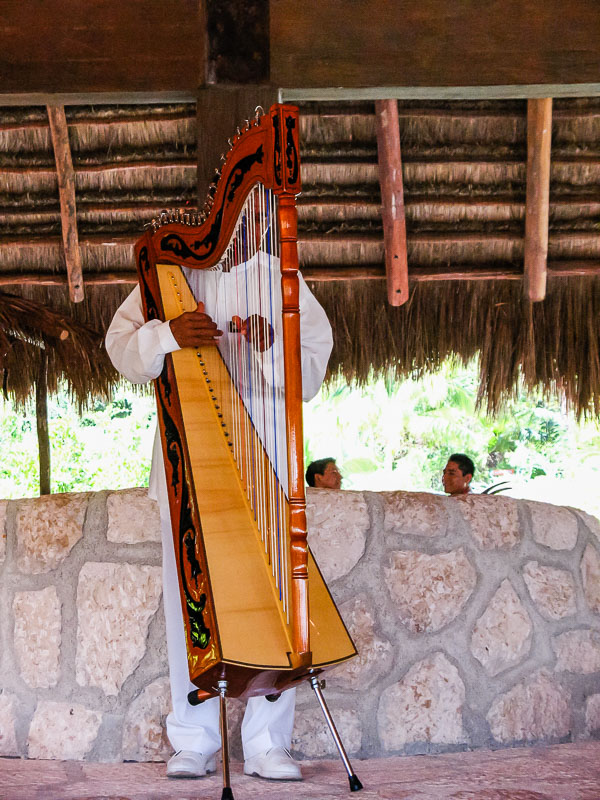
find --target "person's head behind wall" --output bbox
[442,453,474,496]
[306,458,342,490]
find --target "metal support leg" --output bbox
[309,675,363,792]
[218,680,234,800]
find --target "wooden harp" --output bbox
[134,104,356,700]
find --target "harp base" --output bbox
[188,653,349,701]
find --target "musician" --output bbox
[105,256,333,782]
[442,453,475,497]
[306,458,343,490]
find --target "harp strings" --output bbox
[200,183,291,619]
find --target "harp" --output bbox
[134,105,361,793]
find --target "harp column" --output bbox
[278,192,311,666]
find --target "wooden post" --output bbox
[524,97,553,302]
[375,99,409,306]
[35,350,51,495]
[47,104,85,303]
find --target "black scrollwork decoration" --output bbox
[157,375,211,651]
[179,478,211,650]
[272,115,283,187]
[159,147,263,265]
[226,147,264,202]
[138,246,159,321]
[285,114,299,186]
[159,362,172,408]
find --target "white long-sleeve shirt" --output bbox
[105,256,332,507]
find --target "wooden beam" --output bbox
[299,261,600,282]
[3,261,600,289]
[46,105,84,302]
[524,97,553,301]
[0,109,194,133]
[375,100,409,306]
[1,159,196,176]
[0,1,202,95]
[4,229,599,252]
[271,1,600,89]
[0,272,139,286]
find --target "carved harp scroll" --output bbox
[135,104,355,699]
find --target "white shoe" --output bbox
[243,746,302,781]
[166,750,217,778]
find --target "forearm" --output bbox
[105,285,180,384]
[298,274,333,401]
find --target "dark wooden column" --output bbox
[197,0,277,204]
[197,85,278,204]
[35,351,51,495]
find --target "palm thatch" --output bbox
[312,275,600,419]
[1,97,600,416]
[0,291,118,407]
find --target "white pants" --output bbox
[160,512,296,758]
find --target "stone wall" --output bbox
[1,487,600,762]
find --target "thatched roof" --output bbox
[1,98,600,414]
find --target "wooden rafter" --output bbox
[524,97,553,302]
[47,105,84,302]
[374,99,409,306]
[3,261,600,288]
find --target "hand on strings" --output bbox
[230,314,274,352]
[169,302,222,348]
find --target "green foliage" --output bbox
[2,360,600,523]
[0,388,155,499]
[304,360,600,520]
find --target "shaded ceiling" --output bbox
[1,97,600,413]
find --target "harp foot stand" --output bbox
[308,674,363,792]
[218,680,234,800]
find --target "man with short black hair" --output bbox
[442,453,474,497]
[306,458,342,490]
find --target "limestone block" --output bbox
[28,700,101,760]
[122,677,172,761]
[471,580,532,676]
[527,500,578,551]
[13,586,61,688]
[522,561,577,620]
[553,629,600,674]
[0,692,19,756]
[585,693,600,734]
[306,489,368,581]
[382,491,449,537]
[327,594,393,690]
[487,670,571,743]
[385,548,476,633]
[581,544,600,615]
[76,561,162,695]
[456,495,520,550]
[0,499,7,564]
[377,652,466,748]
[107,487,161,544]
[292,707,361,757]
[16,492,88,574]
[572,508,600,543]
